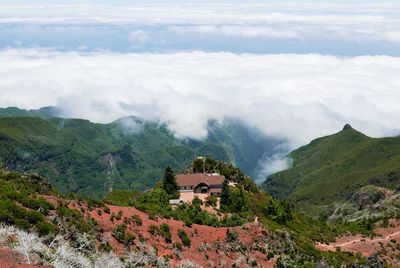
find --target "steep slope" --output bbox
[0,114,284,198]
[262,125,400,215]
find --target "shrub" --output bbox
[205,196,218,207]
[160,223,172,243]
[115,210,123,221]
[99,241,112,252]
[174,242,183,250]
[148,225,160,236]
[36,221,56,236]
[267,251,275,260]
[15,219,30,230]
[112,224,127,243]
[225,229,239,243]
[192,196,203,208]
[131,215,142,226]
[178,229,191,247]
[125,232,135,246]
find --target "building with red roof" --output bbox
[176,173,225,197]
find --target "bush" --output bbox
[115,210,123,221]
[125,232,135,246]
[113,224,126,241]
[160,223,172,243]
[36,221,56,236]
[174,242,183,250]
[192,196,203,208]
[112,224,129,244]
[178,229,191,247]
[225,229,239,243]
[267,251,275,260]
[99,241,112,252]
[148,225,160,236]
[131,215,142,226]
[205,196,218,207]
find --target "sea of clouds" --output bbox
[1,49,399,149]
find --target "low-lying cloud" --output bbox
[0,49,400,149]
[255,155,293,184]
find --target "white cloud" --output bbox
[170,25,303,40]
[0,49,399,149]
[255,155,293,183]
[0,3,400,53]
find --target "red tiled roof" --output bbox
[176,173,224,187]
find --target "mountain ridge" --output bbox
[262,125,400,216]
[0,108,286,198]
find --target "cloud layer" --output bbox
[0,3,400,55]
[1,49,399,149]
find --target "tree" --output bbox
[162,166,179,197]
[220,179,230,209]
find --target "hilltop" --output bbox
[0,162,389,267]
[262,125,400,218]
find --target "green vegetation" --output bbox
[162,166,179,198]
[130,214,142,226]
[148,225,160,236]
[0,114,281,199]
[192,157,258,192]
[178,229,191,247]
[0,106,61,118]
[263,125,400,216]
[0,169,55,233]
[104,189,141,206]
[160,223,172,243]
[132,186,226,227]
[112,224,135,246]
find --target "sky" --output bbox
[0,1,399,155]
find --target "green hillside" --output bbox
[0,114,282,198]
[262,124,400,215]
[0,106,61,118]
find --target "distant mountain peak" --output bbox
[342,123,353,131]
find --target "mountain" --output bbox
[0,106,62,118]
[0,110,284,198]
[262,124,400,216]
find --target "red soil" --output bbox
[316,219,400,266]
[0,247,47,268]
[62,199,276,267]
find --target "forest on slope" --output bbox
[0,107,284,198]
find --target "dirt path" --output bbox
[318,230,400,251]
[315,218,400,267]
